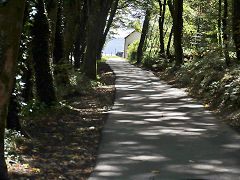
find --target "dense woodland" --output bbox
[0,0,240,179]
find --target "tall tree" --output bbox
[21,1,34,103]
[83,0,114,79]
[218,0,222,48]
[232,0,240,61]
[0,0,25,178]
[173,0,183,66]
[136,9,151,64]
[46,0,58,58]
[222,0,230,65]
[53,0,70,87]
[166,26,173,58]
[63,0,82,61]
[7,1,31,131]
[32,0,57,105]
[158,0,167,56]
[97,0,120,59]
[74,0,88,69]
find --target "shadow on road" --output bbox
[90,58,240,180]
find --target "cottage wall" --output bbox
[124,31,141,58]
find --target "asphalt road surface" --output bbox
[89,58,240,180]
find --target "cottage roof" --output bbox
[124,30,139,39]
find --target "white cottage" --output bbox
[124,30,141,59]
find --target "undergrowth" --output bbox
[4,59,108,164]
[141,51,240,128]
[4,129,25,163]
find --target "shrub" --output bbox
[127,40,139,62]
[4,129,24,162]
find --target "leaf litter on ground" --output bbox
[8,62,116,180]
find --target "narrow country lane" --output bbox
[89,58,240,180]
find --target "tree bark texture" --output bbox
[95,0,113,60]
[97,0,119,60]
[222,0,230,66]
[232,0,240,61]
[22,58,34,102]
[158,0,166,55]
[20,2,34,103]
[0,0,25,179]
[46,0,58,59]
[167,26,173,58]
[218,0,222,48]
[74,0,88,69]
[53,0,70,87]
[136,9,151,64]
[83,0,113,79]
[173,0,183,66]
[7,92,21,131]
[63,0,82,61]
[32,0,57,106]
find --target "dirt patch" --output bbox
[8,62,116,180]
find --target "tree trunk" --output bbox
[223,0,230,66]
[97,0,119,59]
[136,9,151,64]
[21,2,34,103]
[7,2,31,131]
[83,1,102,79]
[167,26,173,58]
[63,0,82,61]
[0,1,25,179]
[218,0,222,48]
[83,0,113,79]
[167,0,174,59]
[74,0,88,69]
[32,0,57,106]
[232,0,240,61]
[53,0,70,87]
[46,0,58,59]
[22,53,34,102]
[7,92,21,131]
[158,0,166,56]
[95,1,113,60]
[173,0,183,66]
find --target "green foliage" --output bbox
[4,129,24,162]
[143,54,158,69]
[56,68,104,99]
[127,40,139,62]
[176,53,225,90]
[129,21,142,32]
[158,51,240,123]
[20,99,54,117]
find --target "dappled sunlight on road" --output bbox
[90,58,240,180]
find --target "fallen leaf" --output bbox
[152,170,161,173]
[23,164,29,168]
[204,104,210,108]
